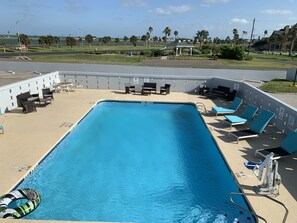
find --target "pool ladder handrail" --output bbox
[195,102,207,114]
[229,192,289,223]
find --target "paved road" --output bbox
[0,60,287,81]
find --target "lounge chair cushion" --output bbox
[249,109,275,134]
[213,107,236,113]
[212,97,243,115]
[225,104,258,126]
[280,130,297,154]
[225,115,247,124]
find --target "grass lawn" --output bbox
[260,79,297,93]
[252,53,297,62]
[22,45,162,53]
[168,55,212,60]
[31,53,143,64]
[219,57,296,69]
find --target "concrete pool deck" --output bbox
[0,89,296,223]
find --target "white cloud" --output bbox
[150,5,192,15]
[231,18,249,24]
[201,0,230,7]
[261,9,292,15]
[121,0,147,7]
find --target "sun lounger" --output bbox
[224,104,258,128]
[229,109,275,143]
[212,97,243,116]
[255,130,297,160]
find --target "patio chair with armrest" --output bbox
[255,130,297,160]
[224,104,258,128]
[20,99,37,113]
[42,88,54,100]
[211,97,243,116]
[160,84,171,94]
[229,109,275,143]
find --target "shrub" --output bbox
[212,45,221,55]
[220,45,245,60]
[140,49,164,57]
[192,48,202,55]
[245,54,253,61]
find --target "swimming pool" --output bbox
[17,101,254,222]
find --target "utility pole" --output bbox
[16,21,22,54]
[293,68,297,86]
[247,18,255,56]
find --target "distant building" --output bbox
[268,24,297,53]
[165,40,194,56]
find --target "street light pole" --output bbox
[16,21,22,53]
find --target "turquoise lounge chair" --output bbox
[224,104,258,128]
[255,130,297,160]
[229,109,275,143]
[212,97,243,116]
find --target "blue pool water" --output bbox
[17,101,254,222]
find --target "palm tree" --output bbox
[174,31,178,41]
[45,35,54,50]
[19,34,30,46]
[123,36,129,45]
[289,23,297,56]
[141,35,147,46]
[38,36,47,50]
[85,34,93,51]
[233,29,239,45]
[148,27,153,34]
[163,27,171,43]
[196,30,209,49]
[269,35,277,51]
[264,30,268,37]
[53,36,60,48]
[102,36,111,45]
[66,37,76,49]
[277,35,285,53]
[130,35,138,46]
[225,36,231,44]
[115,38,120,45]
[78,37,82,47]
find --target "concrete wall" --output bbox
[286,69,297,81]
[0,72,60,112]
[59,71,207,93]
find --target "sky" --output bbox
[0,0,297,39]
